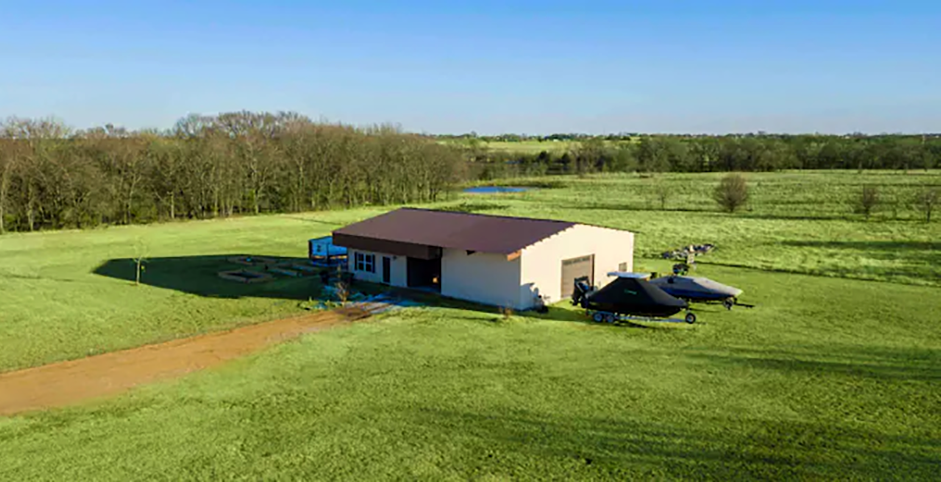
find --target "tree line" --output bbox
[2,112,938,234]
[461,134,941,178]
[0,112,464,233]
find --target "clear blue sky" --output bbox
[2,0,939,134]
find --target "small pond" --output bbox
[463,186,530,194]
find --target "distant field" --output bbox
[443,139,636,153]
[1,171,938,480]
[482,140,577,153]
[469,170,941,287]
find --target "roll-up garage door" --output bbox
[561,254,594,298]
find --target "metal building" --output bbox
[331,208,634,310]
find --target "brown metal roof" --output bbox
[332,208,577,254]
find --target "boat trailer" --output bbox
[584,309,697,325]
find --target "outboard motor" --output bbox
[570,277,593,308]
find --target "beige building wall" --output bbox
[519,225,634,308]
[347,249,408,287]
[349,224,632,311]
[441,248,522,309]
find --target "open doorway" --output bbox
[407,257,441,291]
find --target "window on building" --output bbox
[618,262,628,272]
[354,252,376,273]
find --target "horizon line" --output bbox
[2,112,938,138]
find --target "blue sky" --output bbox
[1,0,939,134]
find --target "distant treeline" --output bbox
[2,112,939,233]
[437,132,941,143]
[437,133,621,142]
[0,113,462,233]
[460,135,941,178]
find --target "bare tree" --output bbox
[0,113,466,232]
[90,136,148,224]
[172,113,213,138]
[1,116,71,140]
[147,137,182,220]
[2,117,72,230]
[0,139,24,234]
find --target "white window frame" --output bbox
[354,252,375,273]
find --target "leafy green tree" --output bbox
[856,185,880,220]
[636,137,670,173]
[914,187,937,223]
[713,173,750,213]
[653,178,671,210]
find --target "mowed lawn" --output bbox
[1,171,939,480]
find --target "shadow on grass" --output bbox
[542,201,709,215]
[405,408,939,480]
[281,216,346,227]
[382,287,693,329]
[477,179,567,189]
[92,255,697,330]
[781,240,940,251]
[530,199,924,223]
[0,270,88,283]
[91,253,561,318]
[685,240,941,287]
[687,346,940,382]
[738,213,853,222]
[781,240,941,280]
[432,289,703,329]
[92,255,329,301]
[90,254,570,317]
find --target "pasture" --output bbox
[0,171,938,480]
[475,139,579,153]
[443,139,636,154]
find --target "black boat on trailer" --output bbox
[571,272,697,324]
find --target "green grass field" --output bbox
[469,171,941,287]
[478,140,578,153]
[1,171,939,480]
[443,139,636,154]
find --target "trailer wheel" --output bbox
[723,299,733,310]
[604,313,616,323]
[685,312,697,324]
[592,312,605,323]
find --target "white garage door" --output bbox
[561,254,594,298]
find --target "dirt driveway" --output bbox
[0,307,369,417]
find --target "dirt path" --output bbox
[0,307,370,417]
